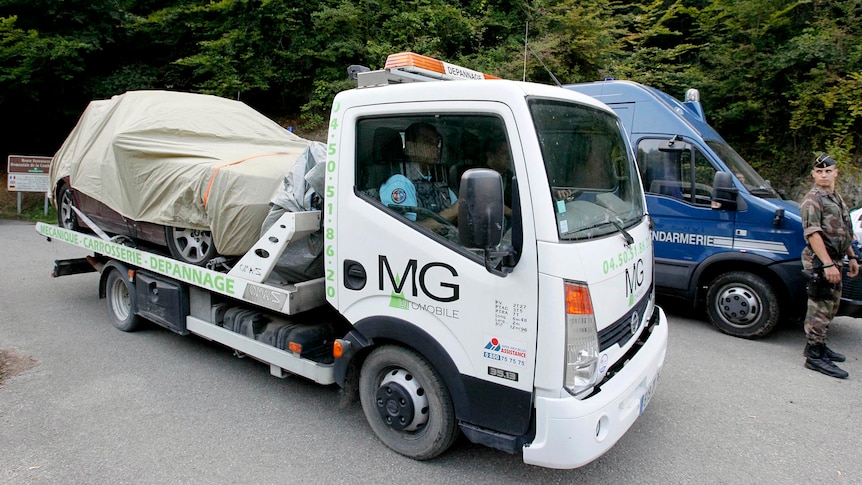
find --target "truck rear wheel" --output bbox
[105,269,142,332]
[706,271,779,338]
[359,345,458,460]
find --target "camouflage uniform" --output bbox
[800,185,853,344]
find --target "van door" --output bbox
[636,137,735,290]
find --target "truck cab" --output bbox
[566,80,860,337]
[327,71,666,467]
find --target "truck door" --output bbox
[328,100,540,436]
[636,137,735,290]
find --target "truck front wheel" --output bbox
[105,269,143,332]
[359,345,458,460]
[706,271,779,338]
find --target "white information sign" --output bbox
[7,155,51,192]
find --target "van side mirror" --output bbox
[712,171,739,211]
[658,134,686,152]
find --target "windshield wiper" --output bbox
[749,187,778,197]
[610,219,635,245]
[568,218,635,245]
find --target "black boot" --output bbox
[804,343,849,379]
[804,343,847,362]
[824,344,846,363]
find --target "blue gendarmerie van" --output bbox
[566,80,862,338]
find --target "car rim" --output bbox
[171,228,213,263]
[60,191,74,228]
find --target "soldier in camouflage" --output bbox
[800,153,859,378]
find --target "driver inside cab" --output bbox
[380,122,459,238]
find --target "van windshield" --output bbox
[706,140,780,198]
[528,97,645,241]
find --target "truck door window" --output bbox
[638,139,715,206]
[355,114,519,252]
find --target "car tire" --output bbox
[57,183,80,231]
[706,271,780,338]
[165,226,218,266]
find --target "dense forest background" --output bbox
[2,0,860,203]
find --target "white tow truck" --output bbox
[38,52,668,469]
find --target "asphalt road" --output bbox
[2,219,862,484]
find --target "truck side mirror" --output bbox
[458,168,504,250]
[712,171,739,211]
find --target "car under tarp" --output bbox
[50,90,311,256]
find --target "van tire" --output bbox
[706,271,779,338]
[359,345,459,460]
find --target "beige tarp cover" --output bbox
[50,90,310,255]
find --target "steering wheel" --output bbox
[389,205,456,227]
[555,187,582,202]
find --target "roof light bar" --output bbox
[383,52,499,81]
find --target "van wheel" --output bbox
[105,269,142,332]
[165,226,218,265]
[706,271,779,338]
[359,345,459,460]
[57,183,80,231]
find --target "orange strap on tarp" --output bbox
[202,152,299,207]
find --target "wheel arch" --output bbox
[335,315,534,439]
[692,252,795,309]
[335,316,471,422]
[98,260,133,301]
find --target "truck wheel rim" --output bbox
[110,278,131,321]
[716,285,760,326]
[374,369,429,432]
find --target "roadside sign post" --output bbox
[7,155,52,215]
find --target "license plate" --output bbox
[639,371,660,415]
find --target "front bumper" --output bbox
[522,306,668,469]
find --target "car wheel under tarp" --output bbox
[165,226,218,266]
[57,183,80,231]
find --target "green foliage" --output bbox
[1,0,861,201]
[300,78,354,129]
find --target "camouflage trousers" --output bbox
[804,287,841,344]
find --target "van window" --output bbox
[638,139,716,206]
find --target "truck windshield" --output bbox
[706,140,780,198]
[528,97,645,241]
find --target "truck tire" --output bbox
[165,226,218,266]
[706,271,779,338]
[106,269,143,332]
[57,183,80,231]
[359,345,459,460]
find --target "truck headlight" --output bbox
[564,282,599,395]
